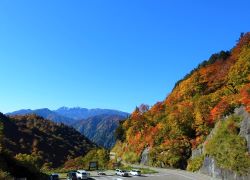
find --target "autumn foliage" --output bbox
[113,33,250,169]
[241,83,250,112]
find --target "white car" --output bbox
[129,169,141,176]
[76,170,90,180]
[115,169,129,177]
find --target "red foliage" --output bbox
[150,102,165,114]
[130,109,142,121]
[231,32,250,60]
[210,99,230,123]
[241,84,250,112]
[190,136,203,149]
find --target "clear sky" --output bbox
[0,0,250,113]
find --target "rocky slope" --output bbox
[189,107,250,179]
[73,114,126,148]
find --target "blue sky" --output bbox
[0,0,250,113]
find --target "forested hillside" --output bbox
[0,113,49,179]
[0,114,96,168]
[113,33,250,171]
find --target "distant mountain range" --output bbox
[55,107,129,120]
[73,114,126,149]
[7,107,129,125]
[7,107,129,148]
[7,108,74,125]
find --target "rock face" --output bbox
[200,156,250,180]
[140,147,150,165]
[191,147,202,159]
[237,107,250,152]
[192,107,250,180]
[200,157,221,179]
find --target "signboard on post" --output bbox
[112,162,120,169]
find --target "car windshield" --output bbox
[52,175,59,177]
[82,173,87,175]
[121,170,126,172]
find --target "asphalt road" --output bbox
[90,173,212,180]
[85,168,216,180]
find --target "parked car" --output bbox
[76,170,90,180]
[115,169,129,177]
[67,171,77,180]
[129,169,141,176]
[49,174,59,180]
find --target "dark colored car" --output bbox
[67,171,77,180]
[49,174,59,180]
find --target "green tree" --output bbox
[115,121,126,142]
[15,153,43,172]
[228,47,250,90]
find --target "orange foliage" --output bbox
[241,83,250,112]
[210,99,230,122]
[190,135,206,149]
[231,32,250,60]
[150,102,165,114]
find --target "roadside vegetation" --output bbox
[63,148,110,170]
[205,115,250,175]
[186,155,205,172]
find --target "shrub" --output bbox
[0,170,12,180]
[205,115,250,175]
[15,153,43,172]
[64,148,110,170]
[122,152,139,164]
[187,155,205,172]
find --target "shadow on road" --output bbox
[89,175,136,179]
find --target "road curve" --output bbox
[88,167,217,180]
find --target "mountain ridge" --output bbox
[7,108,75,125]
[55,106,129,120]
[7,107,129,125]
[7,107,129,148]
